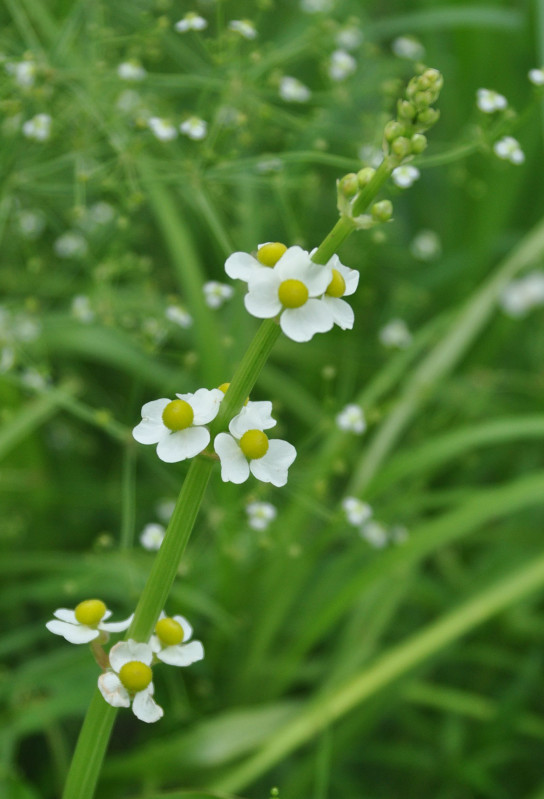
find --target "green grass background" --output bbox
[1,0,544,797]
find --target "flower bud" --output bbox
[384,120,405,142]
[357,167,376,187]
[391,137,412,158]
[338,172,359,198]
[397,99,417,120]
[416,107,440,128]
[410,133,427,154]
[371,200,393,223]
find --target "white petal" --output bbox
[98,672,131,708]
[46,620,99,644]
[156,426,210,462]
[149,634,162,654]
[225,251,261,281]
[214,433,250,483]
[322,296,354,329]
[132,399,170,445]
[132,685,164,723]
[250,439,297,487]
[172,615,193,641]
[100,614,134,633]
[157,639,204,666]
[229,402,276,438]
[326,257,359,296]
[182,387,224,425]
[274,246,311,279]
[280,300,333,342]
[244,273,282,318]
[109,639,153,672]
[53,608,77,623]
[303,263,334,297]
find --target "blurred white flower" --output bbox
[256,158,283,173]
[71,295,95,323]
[476,88,507,113]
[390,524,409,544]
[5,60,36,88]
[328,50,357,81]
[175,12,208,32]
[21,368,48,391]
[148,117,178,141]
[228,20,257,39]
[358,144,384,169]
[180,116,207,140]
[88,202,115,226]
[342,497,372,526]
[156,498,176,522]
[493,136,525,165]
[246,501,277,530]
[118,61,147,81]
[140,523,166,551]
[165,305,193,328]
[360,520,388,548]
[203,281,234,308]
[17,210,46,239]
[336,403,366,434]
[391,36,425,61]
[0,347,14,373]
[529,68,544,86]
[410,229,441,261]
[279,76,311,103]
[336,26,363,51]
[500,271,544,317]
[391,165,420,188]
[300,0,334,12]
[13,314,40,342]
[379,318,412,349]
[22,113,51,141]
[54,231,88,258]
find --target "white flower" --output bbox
[0,347,14,373]
[71,295,95,323]
[328,49,357,81]
[500,271,544,317]
[320,254,359,331]
[228,19,257,39]
[46,599,133,644]
[529,68,544,86]
[203,281,234,308]
[21,368,48,391]
[156,498,176,522]
[342,497,372,526]
[150,613,204,666]
[246,501,277,530]
[358,144,384,169]
[117,61,147,81]
[54,231,88,258]
[214,403,296,487]
[336,403,366,434]
[243,246,334,342]
[98,640,163,723]
[180,116,207,140]
[410,229,441,261]
[165,305,193,328]
[22,113,51,141]
[132,388,223,462]
[391,165,420,188]
[175,12,208,32]
[279,76,311,103]
[300,0,334,12]
[336,26,363,51]
[140,523,166,551]
[148,117,178,142]
[360,520,388,548]
[476,88,507,113]
[391,36,425,61]
[379,318,412,349]
[17,210,46,239]
[5,60,36,88]
[225,242,286,283]
[493,136,525,165]
[88,202,115,226]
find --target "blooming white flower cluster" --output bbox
[279,76,311,103]
[175,12,208,32]
[379,318,412,349]
[148,117,178,141]
[391,165,420,188]
[342,499,408,548]
[225,243,359,342]
[22,113,52,142]
[47,600,204,723]
[499,271,544,317]
[328,50,357,81]
[180,116,208,140]
[5,59,36,88]
[203,281,234,309]
[476,88,507,113]
[493,136,525,165]
[246,500,277,530]
[336,403,366,434]
[148,116,208,141]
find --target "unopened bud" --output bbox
[357,167,376,187]
[371,200,393,223]
[384,120,405,142]
[410,133,427,154]
[414,89,434,107]
[397,99,417,120]
[416,107,440,128]
[422,68,443,89]
[391,137,412,158]
[338,172,359,198]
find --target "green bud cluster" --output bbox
[383,67,443,161]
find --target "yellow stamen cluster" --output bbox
[257,242,287,267]
[278,279,308,309]
[162,399,194,431]
[75,599,107,627]
[239,429,269,460]
[325,269,346,298]
[118,661,153,693]
[155,617,184,646]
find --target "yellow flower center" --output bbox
[118,661,153,693]
[278,279,308,309]
[325,269,346,298]
[239,429,269,460]
[218,382,249,405]
[257,242,287,267]
[155,617,184,646]
[162,399,194,431]
[74,599,107,627]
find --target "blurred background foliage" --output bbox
[1,0,544,797]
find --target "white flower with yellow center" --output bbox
[244,246,334,342]
[180,116,207,140]
[476,88,507,113]
[148,117,178,142]
[22,113,52,142]
[214,404,296,486]
[225,242,288,283]
[279,76,311,103]
[320,254,359,330]
[46,599,133,644]
[246,500,277,531]
[98,640,163,723]
[175,12,208,32]
[392,165,420,189]
[140,523,165,551]
[328,50,357,81]
[342,497,372,526]
[132,388,224,462]
[336,403,366,434]
[150,613,204,666]
[203,281,234,308]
